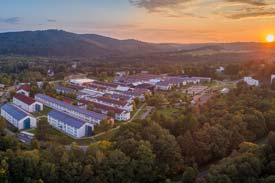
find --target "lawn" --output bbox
[33,106,52,117]
[25,128,37,134]
[94,128,119,141]
[36,120,95,146]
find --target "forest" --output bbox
[0,82,275,183]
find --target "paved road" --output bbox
[141,106,154,120]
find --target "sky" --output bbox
[1,0,275,43]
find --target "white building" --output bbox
[35,93,108,125]
[79,99,131,121]
[16,84,30,97]
[70,79,94,86]
[244,77,259,86]
[91,96,133,112]
[48,110,93,138]
[156,81,172,91]
[271,75,275,84]
[1,103,37,130]
[216,66,225,72]
[220,88,230,94]
[13,93,43,113]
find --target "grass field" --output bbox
[33,106,52,117]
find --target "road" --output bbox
[65,103,147,151]
[141,106,154,120]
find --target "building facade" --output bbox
[48,110,93,138]
[13,93,43,113]
[1,103,36,130]
[35,93,107,125]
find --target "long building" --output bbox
[79,99,130,121]
[92,96,133,111]
[48,110,93,138]
[1,103,37,130]
[35,93,108,125]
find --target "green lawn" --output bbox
[25,128,37,134]
[94,128,119,141]
[36,120,94,145]
[33,106,52,117]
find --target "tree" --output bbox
[182,167,198,183]
[264,176,275,183]
[268,131,275,151]
[0,117,7,136]
[99,150,132,183]
[36,118,50,140]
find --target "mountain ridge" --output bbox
[0,29,272,58]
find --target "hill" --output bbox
[0,30,173,58]
[0,29,274,58]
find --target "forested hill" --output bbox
[0,29,273,59]
[0,30,175,58]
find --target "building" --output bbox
[271,75,275,84]
[70,79,94,86]
[1,103,36,130]
[16,84,30,97]
[55,86,77,95]
[244,77,259,86]
[114,73,161,86]
[35,93,108,125]
[48,110,93,138]
[156,81,173,91]
[79,99,131,121]
[92,96,133,111]
[110,93,133,103]
[216,66,225,72]
[47,69,55,77]
[13,93,43,113]
[220,88,230,94]
[188,77,211,83]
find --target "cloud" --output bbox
[47,19,57,23]
[226,0,268,6]
[226,10,275,19]
[129,0,192,11]
[220,2,275,19]
[227,0,268,6]
[1,17,20,24]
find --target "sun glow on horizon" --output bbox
[266,34,274,43]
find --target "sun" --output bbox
[266,34,274,43]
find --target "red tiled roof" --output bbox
[79,99,124,114]
[17,84,30,92]
[96,96,127,106]
[14,93,35,105]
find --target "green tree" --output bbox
[182,167,198,183]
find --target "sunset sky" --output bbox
[1,0,275,43]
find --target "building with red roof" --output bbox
[13,93,43,113]
[79,99,130,121]
[16,84,30,97]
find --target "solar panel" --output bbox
[35,94,106,120]
[1,103,28,120]
[48,110,87,128]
